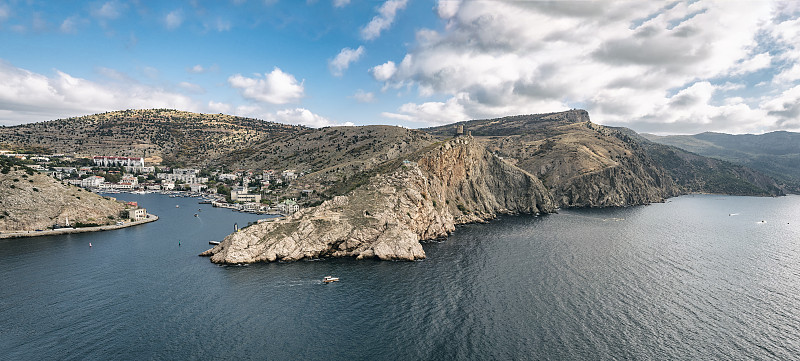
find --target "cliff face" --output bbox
[202,136,555,263]
[0,166,127,232]
[467,114,679,208]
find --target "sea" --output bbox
[1,193,799,360]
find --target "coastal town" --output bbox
[0,151,304,216]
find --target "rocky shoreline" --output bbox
[0,215,158,239]
[201,136,555,264]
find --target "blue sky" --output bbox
[1,1,800,134]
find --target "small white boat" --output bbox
[175,205,180,208]
[322,276,339,283]
[209,241,221,245]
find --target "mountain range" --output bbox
[1,108,795,261]
[643,131,800,192]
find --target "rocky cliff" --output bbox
[201,136,555,263]
[0,160,128,231]
[427,110,779,206]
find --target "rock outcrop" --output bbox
[0,164,127,232]
[201,136,555,263]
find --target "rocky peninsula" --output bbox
[201,136,555,263]
[0,159,143,233]
[202,110,784,264]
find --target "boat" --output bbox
[322,276,339,283]
[175,205,180,208]
[194,214,198,217]
[209,241,221,245]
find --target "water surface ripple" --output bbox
[1,194,799,360]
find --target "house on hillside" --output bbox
[282,170,297,181]
[277,199,299,214]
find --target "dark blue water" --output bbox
[2,194,799,360]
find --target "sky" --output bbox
[1,1,800,134]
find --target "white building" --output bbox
[157,168,207,184]
[242,203,265,212]
[81,176,105,188]
[93,156,145,167]
[190,183,207,192]
[231,188,261,203]
[113,182,134,190]
[277,199,299,214]
[121,174,138,186]
[218,173,238,181]
[131,208,147,220]
[282,170,297,181]
[124,165,155,174]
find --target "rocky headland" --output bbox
[201,136,555,263]
[203,109,784,264]
[0,159,132,232]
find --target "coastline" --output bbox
[0,214,159,239]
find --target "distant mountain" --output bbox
[643,131,800,192]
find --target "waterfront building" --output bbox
[93,156,145,167]
[80,176,105,188]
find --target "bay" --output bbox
[1,194,799,360]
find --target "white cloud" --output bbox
[189,65,206,73]
[383,95,469,125]
[370,61,396,82]
[329,46,365,77]
[732,52,772,75]
[92,1,123,19]
[774,63,800,84]
[436,0,461,19]
[333,0,350,8]
[178,81,205,94]
[228,67,305,104]
[351,89,375,103]
[60,17,79,34]
[0,4,9,22]
[208,101,232,114]
[372,0,800,133]
[763,85,800,129]
[361,0,408,40]
[230,106,350,128]
[274,108,352,128]
[165,10,183,30]
[31,13,47,32]
[0,60,200,125]
[187,64,217,74]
